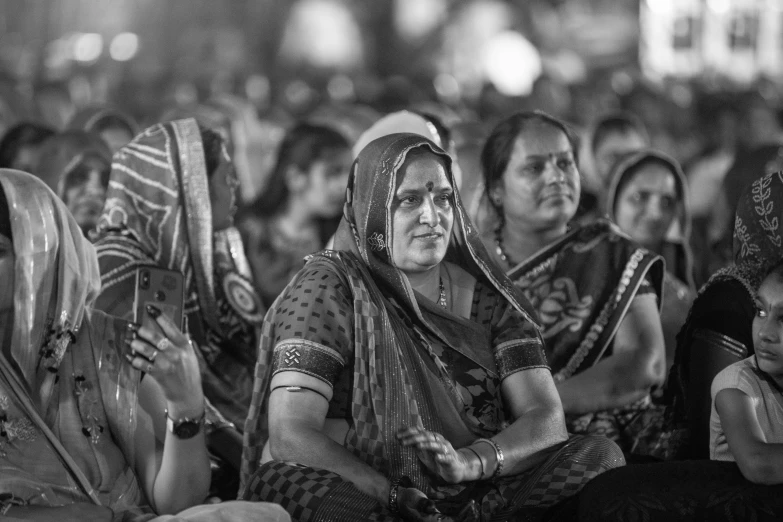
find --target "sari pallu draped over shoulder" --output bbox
[506,219,664,383]
[93,118,263,430]
[241,134,623,521]
[605,150,696,374]
[0,170,148,518]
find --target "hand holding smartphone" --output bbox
[133,266,185,335]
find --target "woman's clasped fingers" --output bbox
[398,428,452,455]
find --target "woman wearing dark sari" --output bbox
[606,150,695,371]
[240,133,623,521]
[93,119,264,493]
[479,111,666,454]
[0,169,289,521]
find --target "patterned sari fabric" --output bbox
[605,150,696,373]
[0,170,150,520]
[93,118,263,431]
[241,134,623,521]
[498,220,664,451]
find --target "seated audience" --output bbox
[240,133,623,521]
[237,122,351,308]
[0,122,55,171]
[34,130,113,237]
[573,173,783,522]
[93,119,264,495]
[0,169,288,521]
[667,170,783,459]
[479,111,667,454]
[606,150,695,371]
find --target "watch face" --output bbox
[173,420,202,439]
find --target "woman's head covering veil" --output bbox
[606,148,695,288]
[0,169,100,393]
[332,132,539,329]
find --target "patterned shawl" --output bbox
[501,220,664,382]
[241,133,544,492]
[704,169,783,300]
[93,118,262,428]
[0,170,144,514]
[664,170,783,435]
[606,149,695,290]
[0,169,100,396]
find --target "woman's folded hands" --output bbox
[398,427,471,484]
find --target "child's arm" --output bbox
[716,388,783,484]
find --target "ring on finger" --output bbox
[156,338,172,351]
[149,350,157,362]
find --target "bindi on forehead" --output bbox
[426,181,434,192]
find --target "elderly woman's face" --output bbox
[614,163,678,250]
[391,153,454,275]
[494,123,579,234]
[0,232,14,314]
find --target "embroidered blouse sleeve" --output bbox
[476,283,549,381]
[268,263,354,391]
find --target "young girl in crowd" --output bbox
[710,260,783,483]
[237,122,351,308]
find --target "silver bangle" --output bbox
[474,438,504,479]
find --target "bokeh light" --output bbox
[482,31,542,97]
[73,33,103,63]
[110,32,139,62]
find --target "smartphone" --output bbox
[133,266,185,336]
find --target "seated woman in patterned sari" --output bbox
[479,111,667,454]
[240,133,624,521]
[605,150,696,372]
[0,169,289,521]
[93,119,265,495]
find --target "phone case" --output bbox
[133,266,185,334]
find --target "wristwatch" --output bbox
[165,409,206,439]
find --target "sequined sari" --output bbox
[241,134,623,521]
[93,118,264,430]
[485,219,664,449]
[0,169,148,520]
